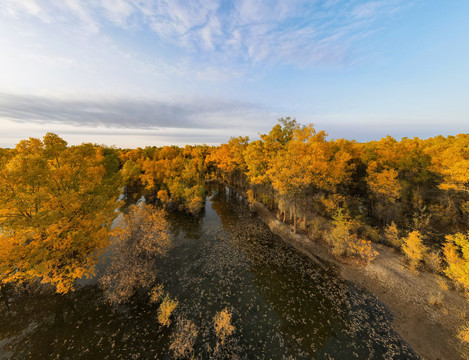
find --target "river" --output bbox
[0,184,419,359]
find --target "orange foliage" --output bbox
[214,308,235,345]
[402,231,428,271]
[443,232,469,294]
[0,134,119,293]
[158,294,178,326]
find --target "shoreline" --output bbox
[252,200,469,360]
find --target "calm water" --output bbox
[0,184,419,359]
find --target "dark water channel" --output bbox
[0,184,419,359]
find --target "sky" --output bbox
[0,0,468,148]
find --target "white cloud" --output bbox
[0,0,408,67]
[100,0,134,26]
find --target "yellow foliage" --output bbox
[158,294,178,326]
[401,231,428,271]
[214,308,235,345]
[383,222,401,248]
[183,185,205,215]
[325,209,377,263]
[443,232,469,295]
[458,323,469,343]
[367,161,401,203]
[149,283,165,304]
[157,189,170,208]
[0,134,119,293]
[246,189,256,208]
[428,135,469,193]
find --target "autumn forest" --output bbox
[1,119,469,359]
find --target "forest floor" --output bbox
[252,201,469,360]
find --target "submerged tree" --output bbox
[0,133,119,294]
[158,294,178,326]
[170,318,198,358]
[214,308,235,345]
[100,203,171,304]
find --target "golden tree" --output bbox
[0,134,119,294]
[383,221,401,248]
[443,232,469,294]
[366,161,401,224]
[401,230,427,271]
[213,308,235,345]
[158,294,178,326]
[325,209,377,263]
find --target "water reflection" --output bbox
[0,183,419,359]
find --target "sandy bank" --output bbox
[252,201,469,360]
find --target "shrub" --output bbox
[149,283,164,304]
[170,318,198,358]
[246,189,256,209]
[401,230,427,271]
[425,250,441,273]
[383,222,401,248]
[458,323,469,343]
[158,294,178,326]
[325,209,377,263]
[214,308,235,345]
[308,216,329,241]
[428,292,444,307]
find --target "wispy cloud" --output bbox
[1,0,409,67]
[0,92,267,129]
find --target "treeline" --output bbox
[203,119,469,278]
[119,144,209,215]
[113,118,469,280]
[1,122,468,301]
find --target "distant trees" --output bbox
[199,120,469,276]
[0,133,119,294]
[120,145,208,215]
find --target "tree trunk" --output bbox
[293,195,297,234]
[271,187,275,210]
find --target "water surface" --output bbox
[0,184,419,359]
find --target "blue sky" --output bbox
[0,0,468,147]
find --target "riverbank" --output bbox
[252,201,469,360]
